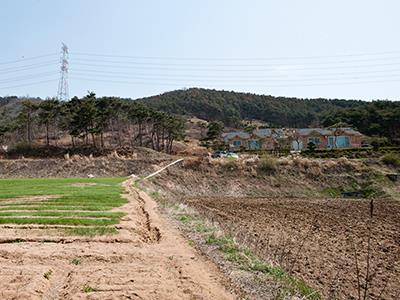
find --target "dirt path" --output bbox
[0,179,234,300]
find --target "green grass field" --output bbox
[0,177,126,236]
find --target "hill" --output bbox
[0,96,41,125]
[138,88,400,143]
[1,89,399,143]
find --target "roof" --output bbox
[329,128,363,136]
[223,128,278,140]
[296,128,332,136]
[222,127,363,140]
[296,127,362,136]
[253,128,272,138]
[222,131,250,141]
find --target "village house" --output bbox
[222,128,364,151]
[291,128,363,150]
[222,128,283,151]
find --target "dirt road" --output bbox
[0,180,234,300]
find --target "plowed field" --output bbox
[184,197,400,299]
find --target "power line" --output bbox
[70,75,400,88]
[2,49,400,93]
[70,61,400,72]
[0,53,59,65]
[70,67,400,80]
[69,55,400,67]
[0,79,59,90]
[0,61,58,74]
[70,70,400,83]
[71,49,400,61]
[0,72,56,84]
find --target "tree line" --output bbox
[0,93,185,154]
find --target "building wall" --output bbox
[224,130,364,151]
[350,135,363,147]
[260,137,274,150]
[227,137,249,151]
[300,135,329,149]
[300,134,363,149]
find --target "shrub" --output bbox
[221,157,239,171]
[183,157,204,170]
[258,155,277,174]
[307,141,316,152]
[9,142,34,154]
[381,153,400,168]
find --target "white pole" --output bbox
[141,158,184,180]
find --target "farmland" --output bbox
[0,152,399,299]
[0,177,233,299]
[179,196,400,299]
[142,154,400,299]
[0,178,125,237]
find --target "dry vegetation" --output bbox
[144,154,400,299]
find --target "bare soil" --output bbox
[0,195,59,205]
[182,196,400,300]
[0,180,234,300]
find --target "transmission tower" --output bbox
[57,43,69,101]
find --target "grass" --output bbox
[0,211,124,218]
[43,269,52,280]
[322,187,341,197]
[71,258,81,265]
[0,177,124,199]
[150,191,161,200]
[82,285,97,293]
[382,153,400,168]
[0,217,118,226]
[206,233,320,299]
[63,226,118,236]
[175,213,194,224]
[258,155,277,174]
[0,178,126,235]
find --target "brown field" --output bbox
[183,197,400,299]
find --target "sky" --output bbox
[0,0,399,101]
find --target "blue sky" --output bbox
[0,0,399,100]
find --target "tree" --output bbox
[17,100,38,144]
[66,92,98,147]
[0,124,9,145]
[128,102,150,146]
[37,99,60,146]
[205,121,224,141]
[307,141,316,152]
[93,97,112,148]
[164,115,185,154]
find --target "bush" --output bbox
[7,142,37,157]
[258,155,277,174]
[382,153,400,168]
[302,147,400,159]
[221,158,239,171]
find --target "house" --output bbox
[222,131,250,151]
[292,128,363,150]
[222,127,364,151]
[222,129,282,151]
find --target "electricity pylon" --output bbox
[57,43,69,101]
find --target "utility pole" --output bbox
[57,43,69,101]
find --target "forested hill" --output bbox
[138,88,400,142]
[138,88,364,126]
[1,88,399,143]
